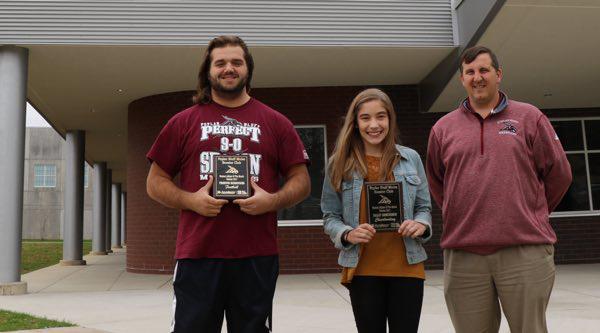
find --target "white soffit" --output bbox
[25,44,453,183]
[429,0,600,113]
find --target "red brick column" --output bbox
[127,91,194,273]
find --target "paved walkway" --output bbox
[1,249,599,332]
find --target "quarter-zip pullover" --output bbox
[426,94,572,254]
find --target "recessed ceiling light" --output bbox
[117,89,124,93]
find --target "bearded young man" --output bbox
[146,35,310,333]
[426,46,572,333]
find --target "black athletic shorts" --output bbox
[171,255,279,333]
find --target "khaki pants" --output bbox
[444,245,555,333]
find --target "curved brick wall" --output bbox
[127,91,194,274]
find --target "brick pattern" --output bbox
[127,92,194,274]
[278,226,340,274]
[127,87,600,274]
[551,216,600,264]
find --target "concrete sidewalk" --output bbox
[1,249,599,332]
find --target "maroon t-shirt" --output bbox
[147,98,309,259]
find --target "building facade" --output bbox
[23,127,94,240]
[128,88,600,274]
[1,1,599,279]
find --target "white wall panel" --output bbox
[0,0,453,46]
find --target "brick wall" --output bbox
[278,226,339,274]
[127,87,600,274]
[127,92,192,274]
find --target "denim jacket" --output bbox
[321,145,433,267]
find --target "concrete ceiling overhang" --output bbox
[429,0,600,113]
[23,44,454,184]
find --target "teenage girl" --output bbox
[321,88,433,333]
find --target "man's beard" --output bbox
[210,74,248,95]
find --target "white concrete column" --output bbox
[111,183,122,249]
[91,162,107,255]
[105,169,113,253]
[0,45,28,295]
[61,130,86,266]
[120,192,127,247]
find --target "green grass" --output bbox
[0,309,74,332]
[3,240,91,331]
[21,240,92,274]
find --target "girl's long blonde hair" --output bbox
[328,88,400,192]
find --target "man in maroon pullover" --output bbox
[426,46,572,333]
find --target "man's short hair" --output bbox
[459,45,500,73]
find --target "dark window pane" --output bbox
[278,127,326,220]
[585,120,600,150]
[588,153,600,211]
[551,121,583,151]
[555,154,589,212]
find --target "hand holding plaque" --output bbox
[233,180,278,216]
[213,155,251,199]
[365,182,404,232]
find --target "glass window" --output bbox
[588,153,600,211]
[555,154,589,212]
[278,126,326,221]
[552,121,583,151]
[552,118,600,214]
[585,120,600,150]
[33,164,57,188]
